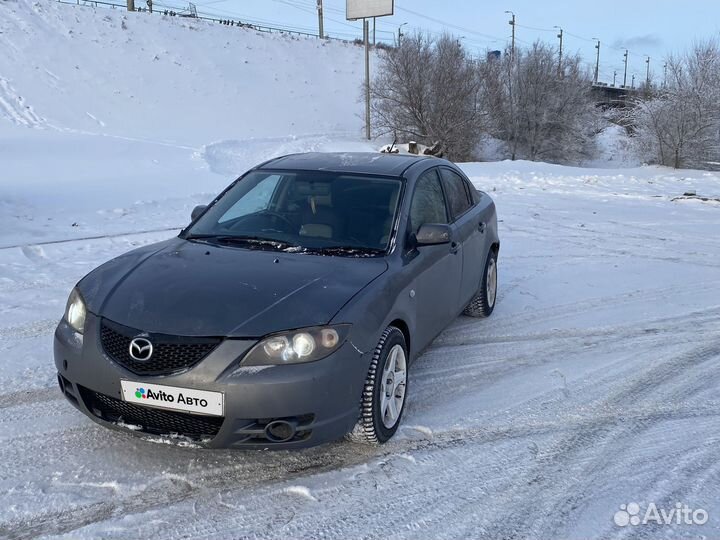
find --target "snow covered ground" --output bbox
[2,1,720,538]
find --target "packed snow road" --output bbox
[1,160,720,539]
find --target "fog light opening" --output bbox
[63,359,68,371]
[265,419,298,443]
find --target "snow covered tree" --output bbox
[479,41,598,163]
[370,33,484,161]
[630,40,720,169]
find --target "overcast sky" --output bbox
[183,0,720,85]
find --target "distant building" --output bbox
[487,50,501,61]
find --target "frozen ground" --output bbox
[3,152,720,539]
[2,0,720,538]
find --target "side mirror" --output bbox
[191,204,208,221]
[415,223,452,246]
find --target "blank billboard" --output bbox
[346,0,394,20]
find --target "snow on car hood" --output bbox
[78,237,388,337]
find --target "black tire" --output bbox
[464,248,498,318]
[355,326,408,445]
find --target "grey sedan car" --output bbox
[54,152,499,448]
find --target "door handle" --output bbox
[450,241,460,254]
[478,221,486,233]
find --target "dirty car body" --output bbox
[54,152,499,448]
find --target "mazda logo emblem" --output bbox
[129,337,153,361]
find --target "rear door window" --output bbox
[440,168,472,220]
[409,169,448,233]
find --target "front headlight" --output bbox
[64,288,87,334]
[242,325,350,366]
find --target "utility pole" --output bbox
[397,22,407,45]
[316,0,324,38]
[593,38,600,84]
[631,74,635,89]
[373,17,376,46]
[364,18,370,140]
[146,0,152,13]
[127,0,134,11]
[613,70,617,86]
[505,11,516,62]
[623,49,628,87]
[663,62,668,87]
[645,56,650,89]
[554,26,563,78]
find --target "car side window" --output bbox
[440,168,472,220]
[468,181,481,204]
[409,169,448,234]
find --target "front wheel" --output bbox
[464,248,498,318]
[355,327,408,444]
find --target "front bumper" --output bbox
[54,314,370,449]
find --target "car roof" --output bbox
[257,152,433,177]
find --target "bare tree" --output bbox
[480,41,598,163]
[370,32,483,161]
[630,40,720,169]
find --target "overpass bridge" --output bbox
[591,83,642,107]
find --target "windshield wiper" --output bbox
[310,246,385,257]
[185,234,297,250]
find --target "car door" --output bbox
[406,168,462,347]
[439,167,485,309]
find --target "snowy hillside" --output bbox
[2,1,720,539]
[0,0,375,246]
[0,0,367,141]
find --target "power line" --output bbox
[515,23,553,33]
[393,4,505,42]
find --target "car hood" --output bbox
[78,237,388,337]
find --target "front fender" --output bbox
[331,264,418,363]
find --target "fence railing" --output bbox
[56,0,367,44]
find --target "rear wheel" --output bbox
[355,327,408,444]
[464,248,498,318]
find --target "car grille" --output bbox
[100,318,221,376]
[78,386,223,440]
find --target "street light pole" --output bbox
[316,0,324,38]
[593,38,600,84]
[645,56,651,89]
[397,22,407,45]
[505,11,515,62]
[623,49,629,87]
[554,26,563,78]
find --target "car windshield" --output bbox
[184,171,402,255]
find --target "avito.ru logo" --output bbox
[614,502,708,527]
[134,387,209,408]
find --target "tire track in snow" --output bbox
[28,404,720,540]
[4,401,720,540]
[0,319,58,342]
[4,305,718,538]
[477,279,720,333]
[0,386,59,410]
[475,338,720,539]
[0,226,181,251]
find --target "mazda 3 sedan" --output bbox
[54,152,499,448]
